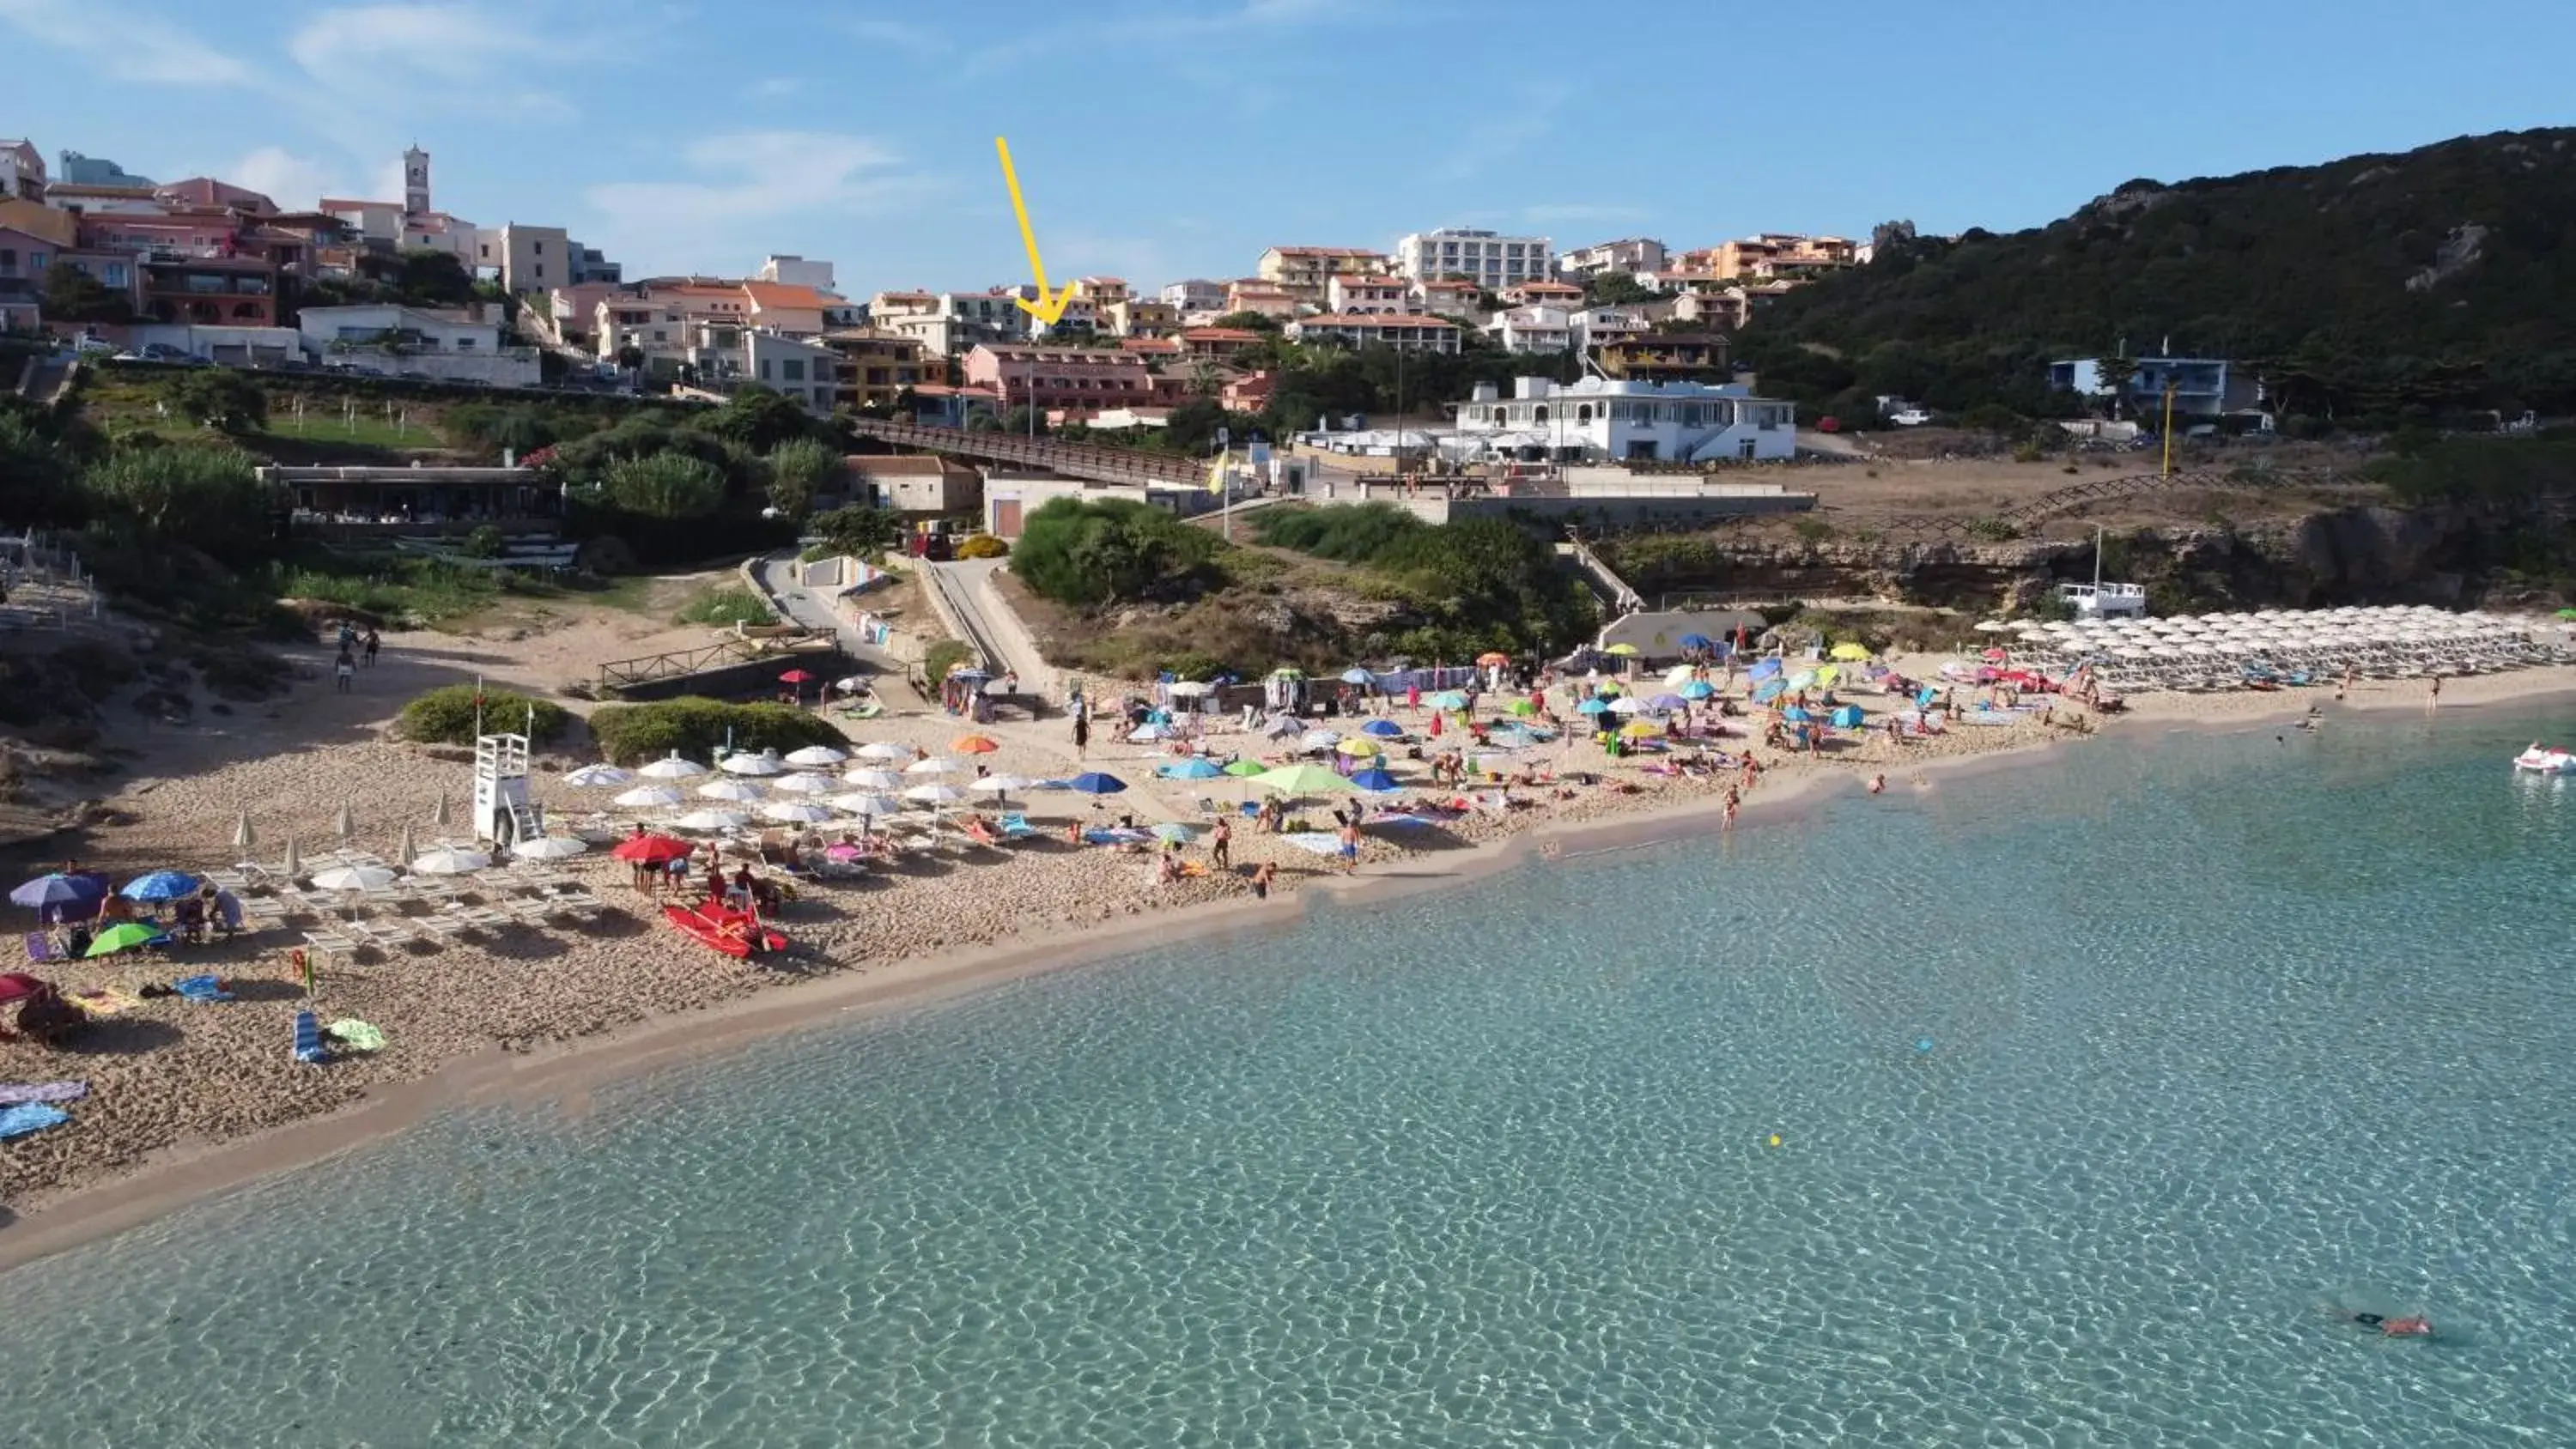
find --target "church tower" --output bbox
[402,145,431,216]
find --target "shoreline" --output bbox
[4,666,2571,1273]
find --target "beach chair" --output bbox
[22,931,63,964]
[997,812,1040,841]
[293,1009,329,1064]
[962,817,1005,849]
[301,929,356,963]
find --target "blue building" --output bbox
[2048,355,2257,418]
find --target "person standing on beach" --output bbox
[333,646,355,694]
[362,628,380,668]
[1337,820,1359,872]
[2428,674,2443,712]
[1250,861,1275,899]
[1072,709,1089,757]
[1211,818,1232,872]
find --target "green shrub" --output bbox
[462,524,506,558]
[1250,502,1428,563]
[809,502,901,557]
[588,698,843,766]
[762,437,840,518]
[1013,496,1220,606]
[600,451,726,518]
[397,683,571,746]
[673,585,775,627]
[955,532,1008,559]
[80,445,275,567]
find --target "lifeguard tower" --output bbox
[472,731,545,849]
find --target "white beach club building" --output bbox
[1449,377,1798,464]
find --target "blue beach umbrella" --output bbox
[1359,718,1405,738]
[1576,697,1611,715]
[1348,767,1401,792]
[1747,658,1783,682]
[1752,680,1788,705]
[1783,706,1813,724]
[1680,681,1716,700]
[1647,693,1686,711]
[9,871,108,914]
[1158,758,1224,781]
[1830,705,1867,728]
[1340,667,1375,685]
[1428,691,1469,712]
[120,870,204,903]
[1679,633,1714,650]
[1064,772,1129,796]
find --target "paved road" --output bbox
[925,557,1056,696]
[752,552,920,706]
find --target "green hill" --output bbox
[1739,127,2576,427]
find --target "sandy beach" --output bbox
[5,597,2573,1270]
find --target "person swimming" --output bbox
[2342,1310,2433,1337]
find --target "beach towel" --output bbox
[0,1103,70,1140]
[325,1019,385,1052]
[173,974,236,1003]
[1279,832,1346,857]
[69,985,142,1018]
[293,1009,328,1064]
[0,1081,88,1106]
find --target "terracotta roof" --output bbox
[742,281,830,310]
[1180,327,1261,342]
[1121,337,1184,353]
[1268,246,1382,258]
[1296,313,1458,329]
[1419,279,1479,291]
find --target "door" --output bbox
[993,498,1023,539]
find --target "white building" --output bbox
[0,139,46,200]
[1325,272,1414,315]
[1484,305,1574,355]
[1285,312,1461,355]
[1394,227,1553,288]
[1159,278,1227,312]
[1451,376,1797,464]
[475,223,569,294]
[1572,306,1651,350]
[1556,237,1665,279]
[295,303,540,386]
[756,254,835,292]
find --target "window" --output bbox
[782,359,805,380]
[454,336,476,351]
[0,248,12,275]
[532,239,544,255]
[758,360,771,379]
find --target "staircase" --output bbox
[505,801,545,846]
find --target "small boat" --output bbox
[2511,744,2576,774]
[663,898,789,958]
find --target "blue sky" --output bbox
[4,0,2571,297]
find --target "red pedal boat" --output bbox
[663,897,789,958]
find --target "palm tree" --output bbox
[2093,355,2137,419]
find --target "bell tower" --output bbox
[402,144,431,216]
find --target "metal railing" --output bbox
[847,418,1203,487]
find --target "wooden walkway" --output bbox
[596,630,833,691]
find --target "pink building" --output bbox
[962,343,1153,419]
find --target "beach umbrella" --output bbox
[1648,693,1687,711]
[562,763,633,788]
[1337,737,1383,755]
[782,744,848,767]
[1349,766,1401,792]
[829,792,904,818]
[1830,642,1871,661]
[906,755,962,776]
[720,750,784,777]
[856,742,917,762]
[1151,822,1197,844]
[282,839,301,878]
[611,833,693,865]
[233,811,256,852]
[1746,658,1782,682]
[1607,695,1646,715]
[1575,696,1611,715]
[11,871,108,912]
[1677,633,1714,651]
[1507,699,1537,717]
[1251,764,1354,797]
[770,773,837,797]
[1475,651,1510,667]
[334,800,356,840]
[1603,643,1640,658]
[1814,665,1841,688]
[410,846,490,876]
[902,783,967,806]
[1972,620,2014,634]
[1165,681,1213,698]
[671,809,750,832]
[614,784,685,809]
[311,864,398,893]
[1158,758,1225,780]
[1359,718,1406,738]
[1619,719,1662,739]
[1261,715,1303,739]
[637,754,708,780]
[841,767,903,791]
[1428,691,1469,712]
[83,921,167,958]
[969,773,1034,796]
[1751,681,1787,705]
[1064,772,1129,796]
[762,800,836,823]
[118,870,201,904]
[1221,760,1268,778]
[1268,667,1305,680]
[397,822,416,866]
[778,669,817,685]
[951,735,1000,755]
[1680,681,1716,700]
[697,778,765,803]
[1782,706,1813,724]
[1339,668,1375,685]
[511,835,587,861]
[1830,705,1866,728]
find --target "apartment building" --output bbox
[1325,273,1413,315]
[1597,331,1731,384]
[1572,306,1651,350]
[1411,278,1483,318]
[1394,228,1552,287]
[756,254,835,291]
[1455,376,1796,464]
[1285,312,1460,355]
[1159,278,1227,313]
[1484,305,1574,355]
[295,302,539,385]
[962,343,1155,419]
[821,330,933,411]
[1500,278,1584,307]
[475,223,569,294]
[1679,234,1857,281]
[1103,297,1179,337]
[1066,276,1131,308]
[1555,237,1666,279]
[1255,246,1388,305]
[0,140,46,201]
[1223,278,1300,319]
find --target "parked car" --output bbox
[137,343,208,365]
[70,336,115,355]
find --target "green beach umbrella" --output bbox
[85,921,167,958]
[1220,760,1269,778]
[1251,764,1356,797]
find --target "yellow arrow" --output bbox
[993,136,1072,327]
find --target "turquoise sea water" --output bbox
[4,708,2576,1446]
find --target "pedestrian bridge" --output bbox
[846,419,1202,488]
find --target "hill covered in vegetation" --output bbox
[1740,127,2576,427]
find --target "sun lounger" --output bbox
[997,812,1040,841]
[301,931,356,962]
[0,1103,70,1140]
[293,1009,329,1064]
[962,818,1005,848]
[0,1081,88,1106]
[22,931,64,964]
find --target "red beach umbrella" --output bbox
[610,834,694,865]
[778,669,817,684]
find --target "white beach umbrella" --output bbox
[720,750,785,777]
[760,800,836,823]
[282,838,301,878]
[397,822,416,866]
[1665,665,1698,687]
[1608,695,1647,715]
[671,808,750,832]
[233,811,256,852]
[969,774,1034,795]
[433,794,453,828]
[511,834,588,861]
[562,763,633,788]
[1971,620,2014,633]
[841,767,903,791]
[905,755,962,776]
[311,864,398,893]
[770,772,837,796]
[696,778,766,803]
[782,744,849,767]
[1165,681,1212,698]
[1297,729,1340,751]
[856,742,917,762]
[903,783,967,805]
[637,754,708,780]
[334,800,357,840]
[615,784,685,809]
[829,792,904,818]
[1128,723,1173,743]
[410,846,491,876]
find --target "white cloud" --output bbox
[583,131,939,272]
[287,3,568,116]
[0,0,253,84]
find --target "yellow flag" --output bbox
[1206,449,1228,494]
